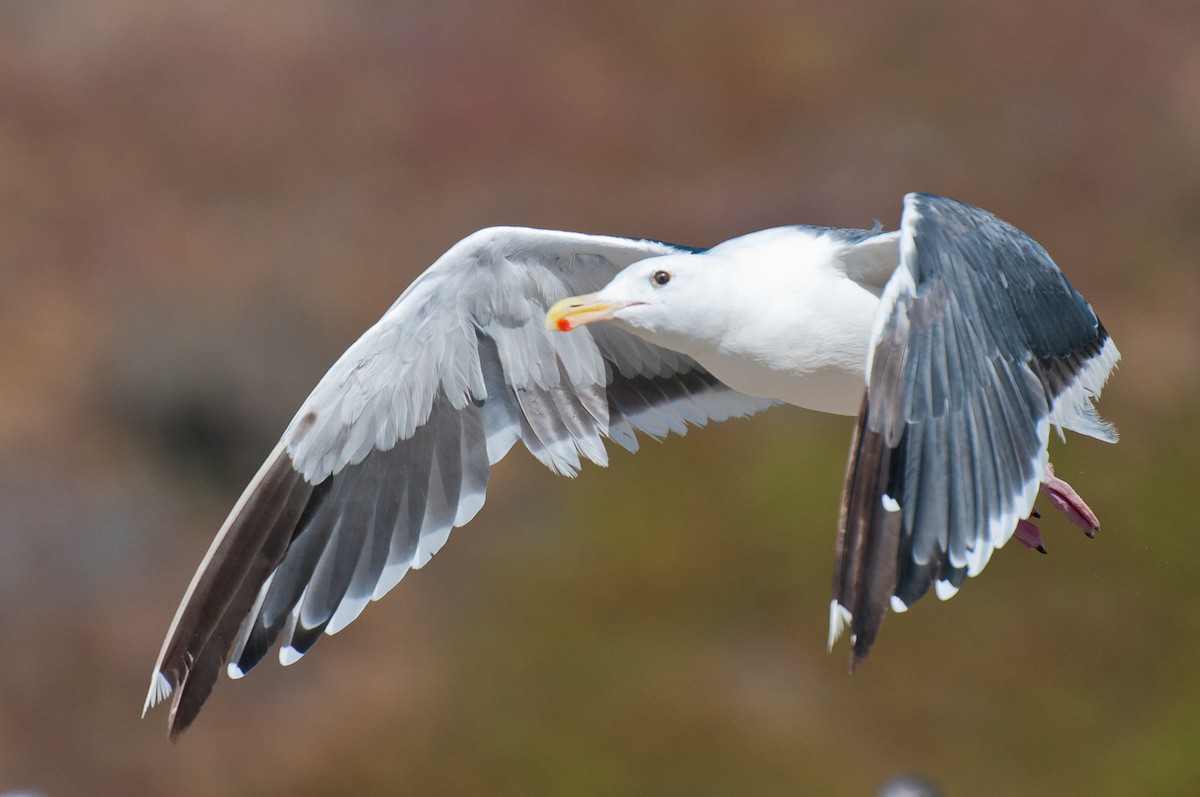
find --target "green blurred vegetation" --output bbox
[2,1,1198,795]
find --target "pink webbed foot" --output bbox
[1039,462,1101,538]
[1014,518,1047,554]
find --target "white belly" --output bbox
[698,349,868,416]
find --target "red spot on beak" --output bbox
[556,317,573,332]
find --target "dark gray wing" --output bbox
[145,227,773,737]
[830,193,1119,664]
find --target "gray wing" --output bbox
[145,226,773,737]
[830,193,1119,664]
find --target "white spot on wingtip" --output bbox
[227,662,246,680]
[881,493,900,513]
[934,579,960,601]
[890,595,909,613]
[280,646,304,667]
[827,599,853,651]
[142,670,174,717]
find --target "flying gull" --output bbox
[144,193,1119,737]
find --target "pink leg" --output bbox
[1039,462,1101,538]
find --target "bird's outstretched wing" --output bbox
[830,193,1119,664]
[145,227,773,737]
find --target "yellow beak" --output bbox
[545,293,630,332]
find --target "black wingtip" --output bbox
[832,394,903,668]
[848,644,869,673]
[150,449,318,739]
[164,678,210,741]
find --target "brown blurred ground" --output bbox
[2,1,1199,794]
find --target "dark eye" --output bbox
[652,270,671,286]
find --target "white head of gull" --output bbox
[145,193,1119,737]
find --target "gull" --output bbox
[144,193,1118,738]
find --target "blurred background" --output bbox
[2,1,1198,794]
